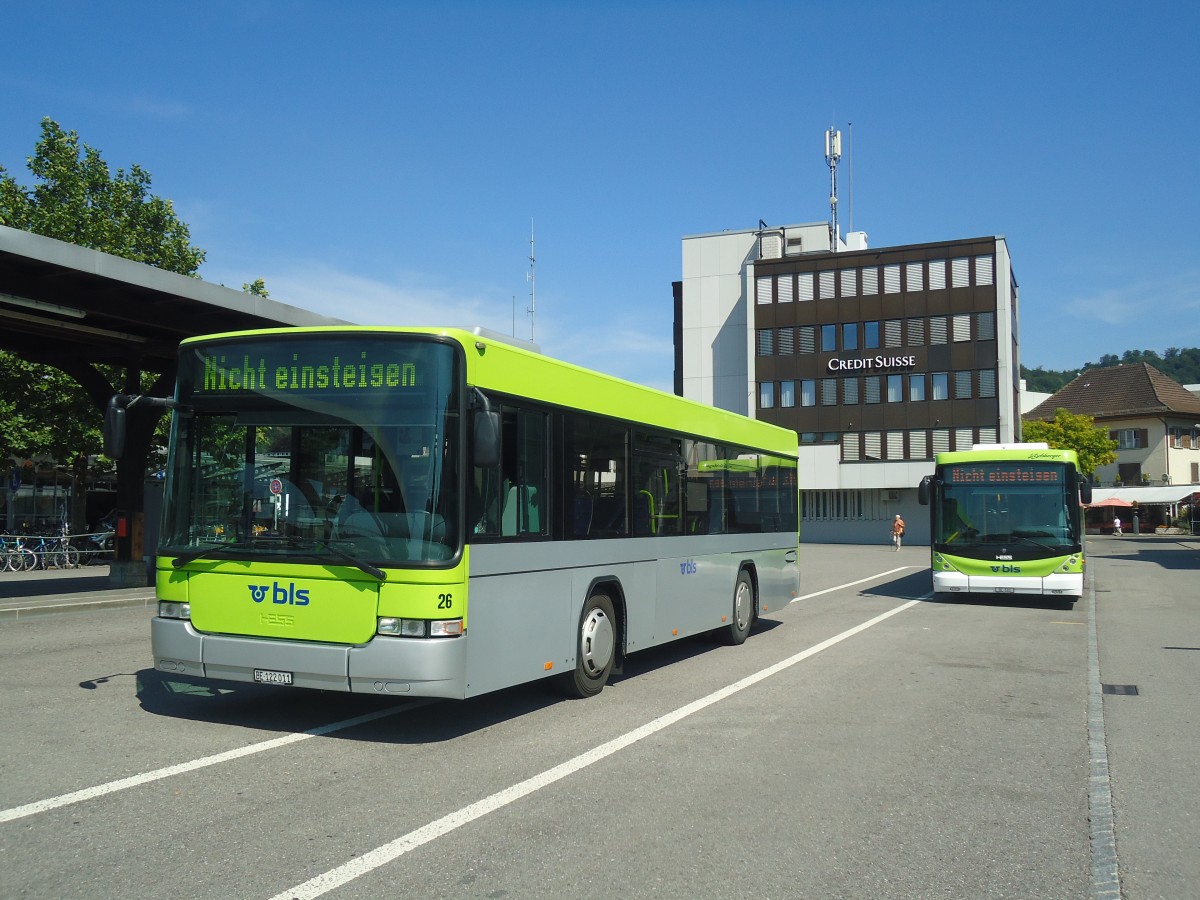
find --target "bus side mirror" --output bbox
[473,410,501,469]
[1079,480,1093,505]
[103,395,128,460]
[917,475,931,506]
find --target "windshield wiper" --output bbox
[276,537,387,582]
[171,536,387,582]
[171,540,256,567]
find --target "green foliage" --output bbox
[0,354,100,463]
[0,117,205,275]
[1022,347,1200,393]
[242,278,270,298]
[1021,408,1117,476]
[0,118,203,469]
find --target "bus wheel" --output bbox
[558,592,617,698]
[720,570,755,645]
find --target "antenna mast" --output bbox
[825,126,842,252]
[526,218,536,342]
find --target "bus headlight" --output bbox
[158,601,191,619]
[377,618,464,638]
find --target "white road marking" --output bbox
[271,587,922,900]
[791,566,917,602]
[0,702,432,824]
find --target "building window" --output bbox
[955,428,974,450]
[797,272,814,301]
[884,319,902,348]
[954,370,973,399]
[842,322,858,350]
[801,379,816,407]
[861,267,878,295]
[864,321,880,349]
[864,432,882,459]
[777,327,794,355]
[1114,428,1145,449]
[906,317,925,346]
[819,270,836,299]
[978,427,998,444]
[887,431,904,459]
[931,372,949,401]
[953,314,971,342]
[928,259,946,290]
[842,434,861,462]
[821,379,838,405]
[883,264,901,293]
[777,274,794,303]
[756,277,773,304]
[821,324,837,352]
[759,382,775,409]
[864,376,881,404]
[887,374,903,402]
[840,268,858,297]
[978,369,996,398]
[797,325,816,353]
[976,254,994,286]
[910,430,928,459]
[780,380,795,408]
[932,428,951,453]
[905,262,923,292]
[977,311,996,340]
[951,257,970,287]
[929,316,948,344]
[843,377,859,405]
[756,329,774,356]
[909,374,926,401]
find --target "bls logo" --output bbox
[989,565,1022,573]
[248,582,311,606]
[679,560,697,575]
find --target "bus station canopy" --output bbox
[0,224,348,372]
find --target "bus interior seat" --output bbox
[502,484,540,535]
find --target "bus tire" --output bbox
[719,570,755,646]
[557,591,617,698]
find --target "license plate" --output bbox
[994,587,1015,593]
[253,668,293,685]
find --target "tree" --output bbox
[0,117,205,273]
[1022,408,1117,476]
[0,118,207,540]
[242,278,270,298]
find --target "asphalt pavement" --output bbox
[0,564,156,620]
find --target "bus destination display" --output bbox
[946,464,1063,485]
[191,344,423,396]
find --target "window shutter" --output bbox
[1138,429,1148,448]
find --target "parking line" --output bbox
[0,702,433,825]
[270,592,922,900]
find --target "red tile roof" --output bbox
[1026,363,1200,421]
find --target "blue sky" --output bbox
[3,1,1197,391]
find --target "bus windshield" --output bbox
[934,461,1078,550]
[161,335,462,566]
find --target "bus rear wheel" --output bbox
[719,570,755,645]
[557,592,616,698]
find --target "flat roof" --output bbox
[0,224,349,371]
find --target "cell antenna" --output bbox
[825,126,842,252]
[526,218,536,342]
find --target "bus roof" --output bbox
[935,445,1080,466]
[179,325,798,457]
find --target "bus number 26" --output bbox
[437,593,453,609]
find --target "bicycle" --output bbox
[1,535,37,572]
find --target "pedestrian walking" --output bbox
[891,514,905,551]
[1113,515,1122,536]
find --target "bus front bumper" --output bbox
[932,571,1083,598]
[151,617,469,698]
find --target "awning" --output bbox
[1088,485,1199,505]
